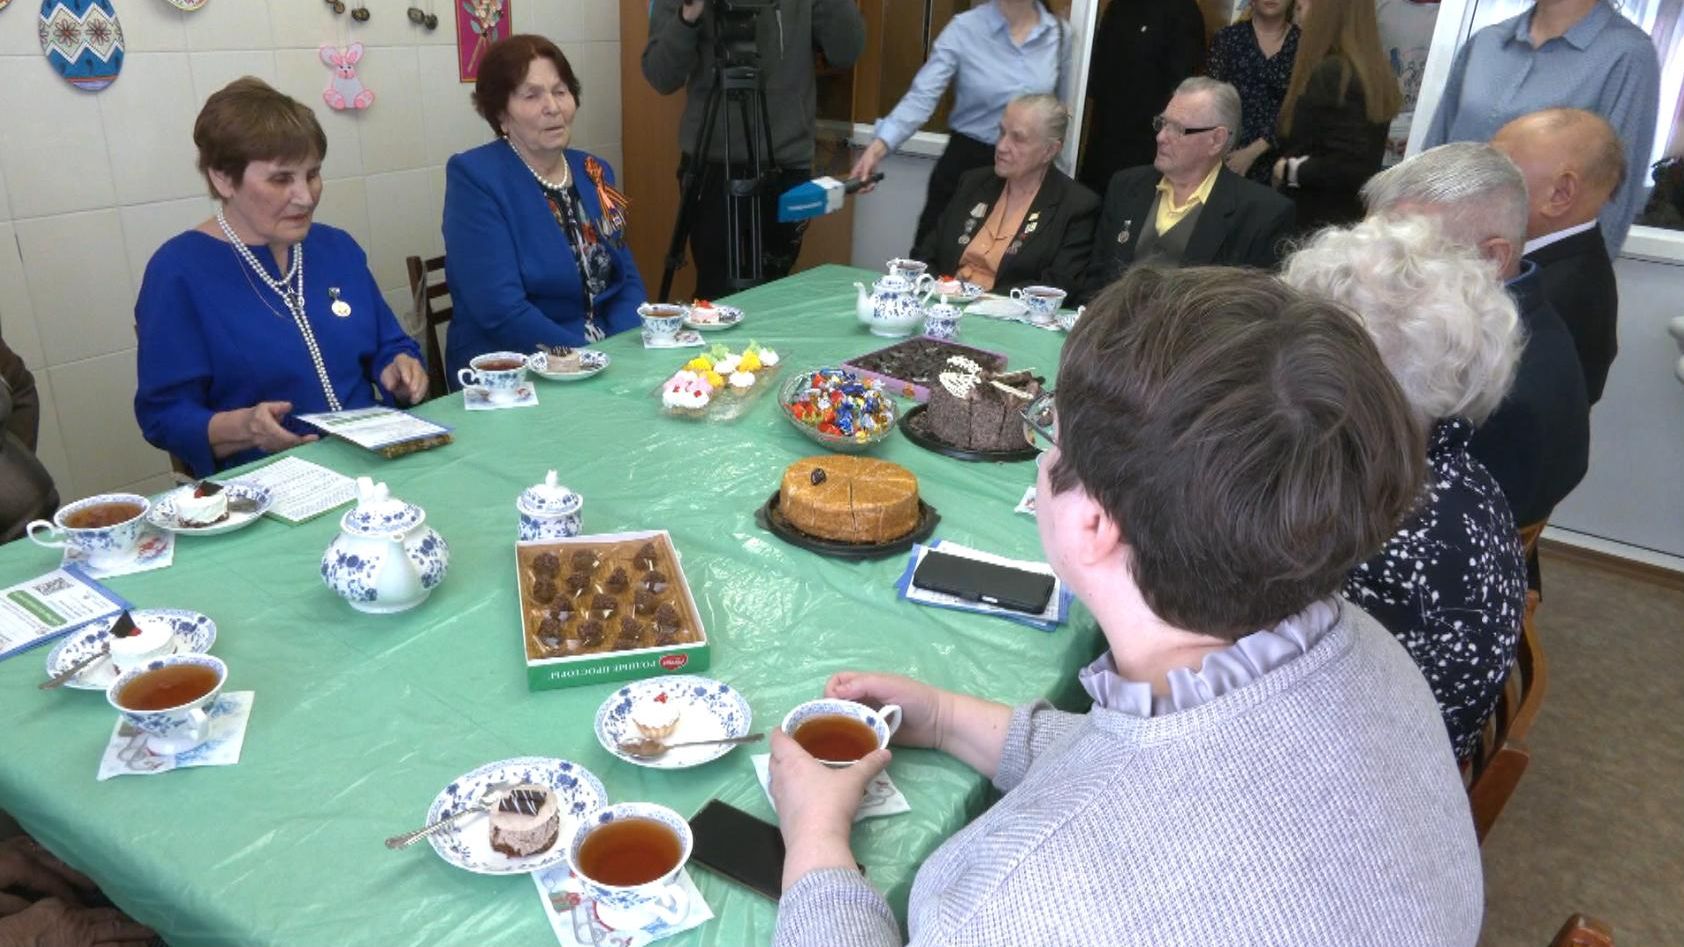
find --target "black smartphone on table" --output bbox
[689,800,787,900]
[911,549,1056,614]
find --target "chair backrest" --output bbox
[405,255,451,400]
[1464,601,1548,842]
[1550,913,1613,947]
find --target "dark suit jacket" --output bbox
[1468,262,1591,528]
[1275,57,1389,234]
[914,166,1100,295]
[1525,223,1618,404]
[1081,164,1296,301]
[1078,0,1207,193]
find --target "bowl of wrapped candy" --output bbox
[779,368,899,453]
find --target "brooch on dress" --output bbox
[328,286,352,317]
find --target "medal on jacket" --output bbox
[970,202,987,218]
[328,286,352,317]
[1117,220,1132,245]
[585,155,630,240]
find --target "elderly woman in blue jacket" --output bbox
[443,34,644,381]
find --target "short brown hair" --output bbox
[1049,267,1424,639]
[471,34,582,139]
[193,77,328,199]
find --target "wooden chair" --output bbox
[1550,914,1613,947]
[405,255,451,399]
[1519,519,1546,621]
[1464,598,1548,843]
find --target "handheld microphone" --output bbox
[776,173,885,222]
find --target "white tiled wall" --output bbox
[0,2,623,500]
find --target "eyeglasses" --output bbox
[1152,115,1220,138]
[1020,390,1057,452]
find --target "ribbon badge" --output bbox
[585,156,630,239]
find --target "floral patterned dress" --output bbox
[1208,20,1301,184]
[1344,417,1527,759]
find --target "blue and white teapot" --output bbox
[855,272,933,337]
[321,477,449,613]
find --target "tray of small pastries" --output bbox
[514,530,710,690]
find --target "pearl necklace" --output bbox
[215,209,342,412]
[508,137,571,191]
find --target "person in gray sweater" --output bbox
[641,0,865,297]
[770,267,1484,946]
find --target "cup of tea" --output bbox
[887,258,928,282]
[567,802,694,924]
[27,493,150,568]
[1010,285,1068,325]
[106,654,227,754]
[457,351,537,401]
[782,698,902,768]
[638,303,689,344]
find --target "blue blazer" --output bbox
[442,142,646,380]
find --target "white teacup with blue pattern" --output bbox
[27,493,149,568]
[782,698,902,768]
[1010,285,1067,325]
[567,802,693,926]
[638,303,689,344]
[458,351,538,402]
[106,653,227,755]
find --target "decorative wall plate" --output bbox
[38,0,124,91]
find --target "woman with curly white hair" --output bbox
[1283,214,1527,759]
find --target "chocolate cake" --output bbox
[847,338,1007,397]
[923,357,1042,452]
[488,784,559,858]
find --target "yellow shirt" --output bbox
[1153,164,1221,236]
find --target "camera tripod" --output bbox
[658,51,780,301]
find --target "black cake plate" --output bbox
[756,490,940,561]
[900,404,1041,463]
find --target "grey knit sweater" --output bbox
[774,601,1483,946]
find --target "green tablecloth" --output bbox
[0,265,1097,946]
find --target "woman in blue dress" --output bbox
[134,78,426,477]
[443,35,644,382]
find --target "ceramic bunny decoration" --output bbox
[320,43,374,110]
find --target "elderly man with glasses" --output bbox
[1079,77,1296,303]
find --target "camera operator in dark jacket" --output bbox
[643,0,866,298]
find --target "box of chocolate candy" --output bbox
[514,530,709,691]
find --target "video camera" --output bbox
[711,0,777,66]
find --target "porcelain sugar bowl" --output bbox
[321,477,449,613]
[517,470,583,541]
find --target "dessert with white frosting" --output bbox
[174,482,229,527]
[632,693,681,739]
[488,783,560,858]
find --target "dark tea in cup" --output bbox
[474,358,526,372]
[791,713,880,762]
[115,663,220,711]
[577,817,684,887]
[64,502,144,529]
